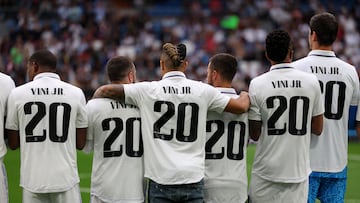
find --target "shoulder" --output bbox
[58,80,86,96]
[87,98,111,106]
[249,72,269,86]
[0,73,15,86]
[292,57,312,72]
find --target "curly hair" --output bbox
[265,30,292,63]
[29,49,57,70]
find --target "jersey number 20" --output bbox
[206,120,246,160]
[102,117,143,158]
[153,101,199,142]
[24,101,71,142]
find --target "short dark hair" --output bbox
[265,30,292,63]
[209,53,238,82]
[106,56,133,82]
[309,12,338,46]
[29,49,57,70]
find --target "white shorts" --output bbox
[90,195,144,203]
[0,161,8,203]
[22,184,82,203]
[249,174,308,203]
[204,186,248,203]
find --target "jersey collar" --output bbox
[269,63,294,71]
[162,71,186,80]
[215,87,237,95]
[308,50,336,57]
[33,72,61,81]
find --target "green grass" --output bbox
[4,142,360,202]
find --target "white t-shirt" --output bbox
[124,71,230,185]
[6,72,88,193]
[293,50,360,172]
[0,73,15,160]
[204,87,248,203]
[85,98,144,202]
[248,63,324,183]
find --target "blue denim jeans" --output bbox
[148,179,204,203]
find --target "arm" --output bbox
[311,114,323,136]
[224,91,250,114]
[6,129,20,150]
[356,121,360,140]
[249,120,262,141]
[82,140,94,154]
[93,84,125,101]
[76,128,87,150]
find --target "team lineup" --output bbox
[0,12,359,203]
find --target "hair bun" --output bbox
[177,43,187,60]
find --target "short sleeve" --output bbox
[5,91,19,130]
[76,90,88,128]
[248,80,261,121]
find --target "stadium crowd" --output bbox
[0,0,359,100]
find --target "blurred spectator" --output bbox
[0,0,359,99]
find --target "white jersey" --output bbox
[204,88,248,203]
[85,98,144,202]
[248,63,324,183]
[5,72,88,193]
[0,73,15,160]
[293,50,360,172]
[124,71,230,185]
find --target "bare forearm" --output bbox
[76,128,87,150]
[356,121,360,140]
[249,120,261,141]
[224,91,250,114]
[6,129,20,150]
[311,114,323,136]
[93,84,125,101]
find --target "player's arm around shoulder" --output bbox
[93,84,125,101]
[224,91,250,114]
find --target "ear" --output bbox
[32,62,40,73]
[310,31,317,42]
[288,49,294,61]
[265,52,270,61]
[212,69,218,81]
[181,60,188,72]
[128,71,135,83]
[160,60,165,71]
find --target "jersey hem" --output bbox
[91,192,144,203]
[21,181,79,193]
[252,172,308,183]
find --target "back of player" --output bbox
[292,12,359,202]
[84,56,144,203]
[5,50,87,202]
[204,53,249,203]
[0,72,15,203]
[248,30,324,203]
[92,43,250,203]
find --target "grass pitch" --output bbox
[5,142,360,202]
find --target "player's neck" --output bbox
[311,43,332,51]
